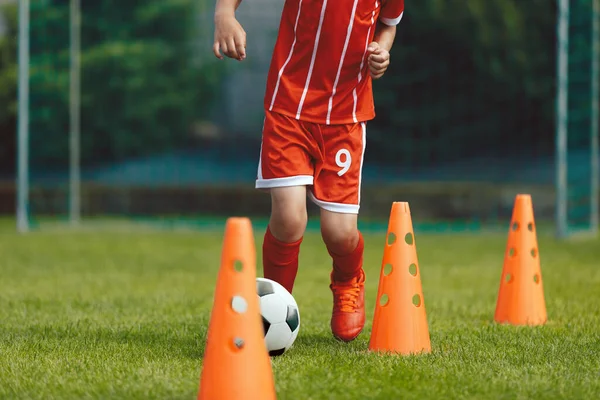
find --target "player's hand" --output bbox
[213,13,247,61]
[367,42,390,79]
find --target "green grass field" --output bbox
[1,221,599,399]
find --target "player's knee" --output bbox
[269,208,307,242]
[269,186,308,242]
[321,214,359,255]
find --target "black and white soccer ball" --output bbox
[256,277,300,357]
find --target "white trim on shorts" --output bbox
[308,191,360,214]
[255,175,314,189]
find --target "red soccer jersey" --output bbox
[264,0,404,125]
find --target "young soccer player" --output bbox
[213,0,403,342]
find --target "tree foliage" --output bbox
[22,0,221,170]
[369,0,557,165]
[0,0,562,172]
[0,3,17,173]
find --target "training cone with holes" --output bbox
[368,202,431,355]
[198,217,277,400]
[494,194,547,326]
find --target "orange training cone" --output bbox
[494,194,547,326]
[368,202,431,355]
[198,217,277,400]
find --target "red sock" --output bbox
[262,226,302,294]
[328,231,364,282]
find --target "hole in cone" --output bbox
[383,263,393,276]
[232,337,245,350]
[231,295,248,313]
[530,248,537,257]
[534,274,540,284]
[234,260,243,272]
[409,263,417,276]
[509,248,517,257]
[512,222,519,231]
[528,222,534,232]
[505,273,513,283]
[379,294,389,306]
[404,233,414,245]
[387,233,397,245]
[412,294,421,307]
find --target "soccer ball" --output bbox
[256,277,300,356]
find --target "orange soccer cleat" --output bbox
[329,269,366,342]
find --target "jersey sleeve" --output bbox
[379,0,404,26]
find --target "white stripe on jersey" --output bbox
[269,0,303,111]
[296,0,329,119]
[353,1,379,123]
[326,0,360,125]
[380,11,403,26]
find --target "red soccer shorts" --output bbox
[255,110,367,214]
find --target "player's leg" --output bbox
[321,209,365,341]
[310,121,367,342]
[256,110,315,294]
[262,186,307,293]
[321,211,363,282]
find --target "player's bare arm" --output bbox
[213,0,246,61]
[367,22,397,79]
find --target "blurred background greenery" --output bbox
[1,0,597,231]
